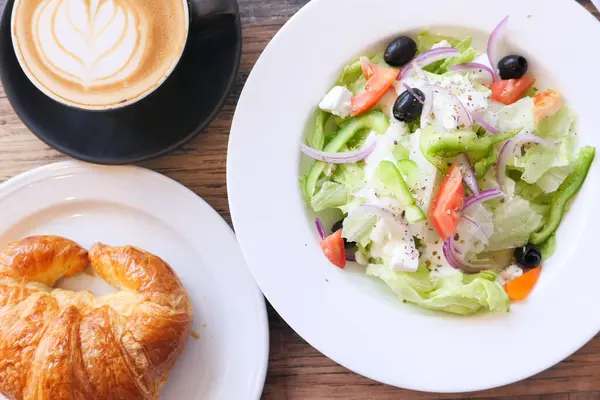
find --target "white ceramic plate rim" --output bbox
[0,161,269,399]
[228,0,600,393]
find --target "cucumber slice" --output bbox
[396,159,419,189]
[405,205,427,224]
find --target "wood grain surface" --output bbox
[0,0,599,399]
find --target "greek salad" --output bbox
[300,17,595,315]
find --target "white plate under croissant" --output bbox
[0,161,268,400]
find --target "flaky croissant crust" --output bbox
[0,236,193,400]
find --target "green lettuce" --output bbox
[514,178,552,205]
[336,60,363,87]
[335,54,388,95]
[342,209,378,247]
[310,181,349,212]
[536,165,574,194]
[513,106,576,184]
[415,31,460,53]
[419,125,518,172]
[431,37,477,74]
[415,32,477,75]
[366,265,509,315]
[494,97,536,134]
[332,162,366,191]
[485,196,544,251]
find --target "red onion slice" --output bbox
[456,154,479,195]
[300,136,377,164]
[442,239,467,271]
[399,48,461,80]
[402,83,424,104]
[496,131,559,195]
[315,218,327,240]
[487,16,509,81]
[430,85,473,131]
[449,63,495,86]
[496,140,518,196]
[463,188,504,211]
[443,188,504,273]
[443,239,493,273]
[470,112,500,134]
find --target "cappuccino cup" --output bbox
[10,0,236,111]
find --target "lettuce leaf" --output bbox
[536,165,574,194]
[332,162,366,191]
[431,37,477,74]
[366,265,509,315]
[513,106,576,184]
[485,196,544,251]
[342,209,378,246]
[310,181,349,212]
[495,97,536,134]
[514,178,552,205]
[415,31,460,53]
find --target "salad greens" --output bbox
[530,146,595,244]
[420,126,519,172]
[305,111,389,198]
[366,265,509,315]
[299,25,595,315]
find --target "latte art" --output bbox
[35,0,147,87]
[11,0,188,109]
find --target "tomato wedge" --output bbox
[430,163,465,240]
[504,266,542,301]
[490,76,536,105]
[350,63,399,116]
[533,90,563,122]
[320,229,346,269]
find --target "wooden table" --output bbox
[1,0,599,398]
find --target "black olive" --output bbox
[393,88,425,123]
[514,244,542,268]
[384,36,418,67]
[498,55,528,80]
[331,220,355,249]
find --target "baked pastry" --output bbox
[0,236,193,399]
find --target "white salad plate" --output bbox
[0,161,268,400]
[228,0,600,393]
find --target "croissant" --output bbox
[0,236,193,400]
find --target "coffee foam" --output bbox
[12,0,188,109]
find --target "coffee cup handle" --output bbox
[188,0,239,35]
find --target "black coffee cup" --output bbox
[9,0,239,111]
[0,0,242,163]
[190,0,239,35]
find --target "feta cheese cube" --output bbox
[389,242,419,272]
[497,264,524,285]
[318,86,353,118]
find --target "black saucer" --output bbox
[0,0,241,164]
